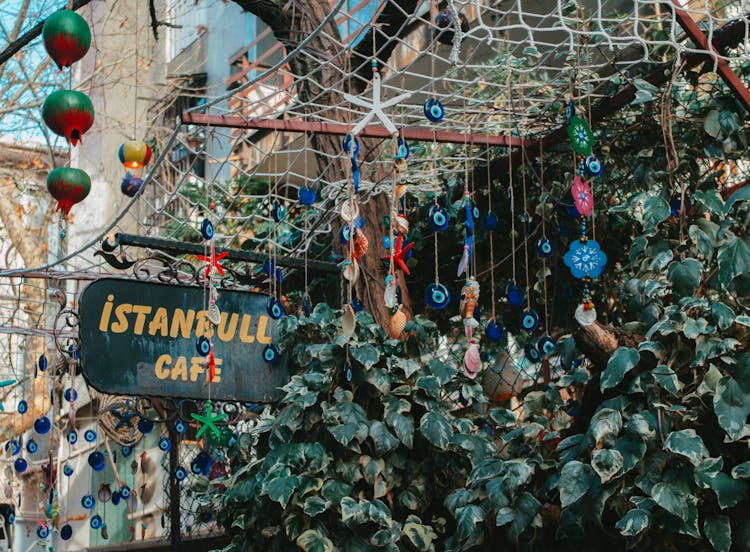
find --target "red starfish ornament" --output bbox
[382,233,414,275]
[197,243,229,278]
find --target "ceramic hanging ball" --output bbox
[42,90,94,146]
[42,9,91,69]
[118,140,152,169]
[34,416,51,434]
[47,167,91,215]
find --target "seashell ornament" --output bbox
[342,305,356,340]
[463,341,482,379]
[388,307,407,339]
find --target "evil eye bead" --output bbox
[343,361,353,383]
[38,354,48,372]
[120,485,131,499]
[424,283,451,310]
[427,205,449,232]
[81,495,96,509]
[471,203,480,220]
[669,194,691,217]
[424,98,445,123]
[481,212,498,231]
[63,463,74,476]
[266,297,285,320]
[88,451,105,471]
[138,418,154,434]
[90,515,103,530]
[538,334,557,356]
[272,200,286,223]
[536,237,553,257]
[84,429,97,443]
[485,320,504,342]
[60,524,73,541]
[524,343,542,363]
[14,458,27,473]
[520,309,540,333]
[111,491,121,505]
[302,296,312,317]
[64,388,77,402]
[5,440,20,456]
[26,439,38,454]
[195,336,211,357]
[566,99,575,121]
[37,525,49,539]
[396,136,410,159]
[382,235,391,249]
[174,466,187,481]
[17,400,27,414]
[298,185,316,205]
[339,224,351,245]
[34,416,51,435]
[6,512,13,524]
[158,437,171,452]
[351,298,364,312]
[191,461,203,475]
[200,218,214,240]
[68,430,78,445]
[174,420,187,434]
[505,283,526,308]
[584,155,604,176]
[121,445,132,457]
[263,344,280,364]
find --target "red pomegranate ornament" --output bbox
[42,10,91,70]
[47,167,91,216]
[42,90,94,146]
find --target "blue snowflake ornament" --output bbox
[563,239,607,279]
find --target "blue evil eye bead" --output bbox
[60,524,73,541]
[64,388,77,402]
[120,485,131,499]
[195,336,211,357]
[566,99,575,121]
[38,354,48,372]
[538,334,557,356]
[81,495,95,509]
[427,205,449,232]
[68,343,80,360]
[424,283,451,310]
[396,135,410,159]
[481,212,498,231]
[524,343,542,363]
[26,439,38,454]
[37,525,49,539]
[84,429,97,443]
[14,458,27,473]
[298,185,316,205]
[68,430,78,445]
[158,437,171,452]
[342,134,360,156]
[18,400,27,414]
[121,445,132,457]
[34,416,51,434]
[266,297,285,320]
[382,235,391,249]
[536,237,553,257]
[584,154,604,176]
[302,296,312,317]
[520,309,540,333]
[505,283,526,308]
[485,320,504,342]
[200,218,214,240]
[63,462,74,476]
[343,361,353,383]
[339,224,352,244]
[424,98,445,123]
[272,200,286,223]
[669,194,691,217]
[263,344,280,364]
[174,466,188,481]
[138,418,154,434]
[111,491,121,505]
[471,203,480,220]
[6,439,20,456]
[173,420,186,434]
[6,511,13,525]
[88,451,105,471]
[351,298,364,313]
[90,515,103,529]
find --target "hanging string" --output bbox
[486,144,496,321]
[507,71,516,286]
[519,81,532,311]
[540,140,550,335]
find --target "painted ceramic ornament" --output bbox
[263,344,280,364]
[43,9,91,69]
[424,98,445,123]
[571,176,593,217]
[575,303,597,326]
[174,419,187,434]
[298,186,316,205]
[158,437,171,452]
[120,485,131,499]
[564,239,608,278]
[137,418,154,434]
[481,212,498,231]
[520,309,540,333]
[302,296,312,317]
[427,204,449,231]
[463,341,481,379]
[195,336,211,357]
[266,297,285,320]
[424,282,450,309]
[37,525,50,539]
[536,237,553,257]
[388,307,407,339]
[342,305,356,340]
[460,278,480,339]
[567,115,595,155]
[42,90,94,146]
[38,354,48,371]
[565,99,575,121]
[60,524,73,541]
[84,429,96,442]
[200,218,214,240]
[505,283,525,308]
[174,466,187,481]
[669,194,691,218]
[485,320,504,342]
[90,515,103,530]
[524,343,541,363]
[111,490,121,505]
[538,335,557,356]
[118,141,152,171]
[396,135,410,159]
[68,429,78,445]
[584,154,604,177]
[88,451,105,471]
[351,298,364,312]
[434,8,470,45]
[47,167,91,215]
[34,416,51,434]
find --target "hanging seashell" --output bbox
[396,185,408,199]
[393,157,408,172]
[342,259,359,283]
[207,303,221,326]
[342,305,356,340]
[97,483,112,503]
[352,230,369,259]
[388,307,407,339]
[392,213,409,234]
[340,200,360,223]
[384,276,397,309]
[463,341,482,379]
[574,303,597,326]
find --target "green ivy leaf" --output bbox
[428,358,458,384]
[704,515,732,552]
[369,421,400,454]
[303,496,329,517]
[712,302,736,331]
[264,475,299,509]
[714,376,750,441]
[296,529,335,552]
[651,479,691,521]
[664,429,709,466]
[589,408,623,445]
[710,473,747,509]
[723,186,750,213]
[401,515,437,551]
[454,505,485,543]
[667,258,703,296]
[652,365,682,395]
[508,492,542,542]
[717,234,750,286]
[600,348,640,391]
[386,411,414,448]
[490,408,517,428]
[694,189,725,215]
[615,508,651,536]
[643,197,670,229]
[350,343,380,368]
[329,423,359,447]
[419,411,454,450]
[591,449,624,483]
[683,317,711,339]
[559,461,594,508]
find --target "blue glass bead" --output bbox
[520,309,540,333]
[424,283,450,310]
[485,320,504,342]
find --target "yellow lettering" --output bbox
[256,315,272,344]
[170,308,195,339]
[155,354,171,379]
[131,305,153,335]
[217,312,238,342]
[194,310,214,339]
[213,357,222,383]
[110,304,133,333]
[148,307,169,336]
[189,357,205,382]
[171,356,188,381]
[99,294,115,332]
[239,314,255,343]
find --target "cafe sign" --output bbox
[78,278,289,402]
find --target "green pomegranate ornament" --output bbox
[42,90,94,146]
[47,167,91,216]
[42,10,91,70]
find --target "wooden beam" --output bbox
[181,112,526,147]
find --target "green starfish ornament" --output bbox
[567,115,595,155]
[191,401,227,439]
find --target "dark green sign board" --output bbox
[78,278,289,402]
